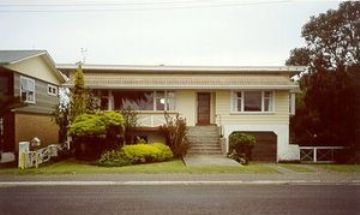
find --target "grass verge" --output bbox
[278,164,315,173]
[317,164,360,173]
[0,159,279,175]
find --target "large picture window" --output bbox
[233,91,274,113]
[113,90,175,111]
[20,76,36,103]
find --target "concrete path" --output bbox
[183,154,240,167]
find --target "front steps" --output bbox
[187,126,222,155]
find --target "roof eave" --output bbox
[62,84,299,90]
[57,64,306,74]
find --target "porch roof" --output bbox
[63,73,298,90]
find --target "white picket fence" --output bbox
[299,146,344,163]
[18,143,66,169]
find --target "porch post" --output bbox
[108,90,114,111]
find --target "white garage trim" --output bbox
[223,124,300,162]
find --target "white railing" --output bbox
[299,146,344,163]
[137,113,177,127]
[19,143,66,169]
[138,115,165,127]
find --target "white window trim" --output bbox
[47,84,58,96]
[155,90,176,111]
[20,76,36,104]
[230,90,275,114]
[116,90,176,112]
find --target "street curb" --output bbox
[0,180,360,186]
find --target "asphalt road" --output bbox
[0,185,359,215]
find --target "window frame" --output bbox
[154,90,176,111]
[19,76,36,104]
[47,84,58,96]
[231,90,275,114]
[114,90,176,112]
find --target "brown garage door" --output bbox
[243,132,277,162]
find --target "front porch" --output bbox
[93,89,218,127]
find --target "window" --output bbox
[244,91,262,111]
[113,90,176,111]
[155,91,165,111]
[47,84,58,96]
[20,76,36,103]
[166,91,176,110]
[264,91,273,112]
[233,91,274,113]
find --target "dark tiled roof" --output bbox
[0,50,46,64]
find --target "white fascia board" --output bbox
[57,64,306,73]
[62,84,299,90]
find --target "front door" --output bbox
[197,92,211,125]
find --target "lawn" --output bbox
[278,164,315,173]
[316,164,360,173]
[0,159,279,175]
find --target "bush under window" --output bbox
[98,143,173,166]
[68,111,125,160]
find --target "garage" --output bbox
[241,132,277,162]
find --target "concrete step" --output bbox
[187,127,218,132]
[186,126,222,155]
[188,139,219,143]
[190,143,220,146]
[187,132,219,137]
[187,150,223,155]
[188,148,222,152]
[190,145,221,150]
[188,126,218,129]
[190,145,221,149]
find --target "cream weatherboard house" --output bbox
[0,50,65,163]
[59,65,303,162]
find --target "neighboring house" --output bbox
[59,64,304,162]
[0,50,65,162]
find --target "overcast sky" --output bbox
[0,0,341,66]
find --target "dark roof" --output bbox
[0,50,46,65]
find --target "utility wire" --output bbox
[0,0,219,7]
[0,0,291,13]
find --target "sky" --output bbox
[0,0,341,66]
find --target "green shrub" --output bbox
[120,107,139,145]
[69,112,124,137]
[97,150,131,167]
[228,132,256,164]
[98,143,173,167]
[68,111,125,160]
[160,113,189,158]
